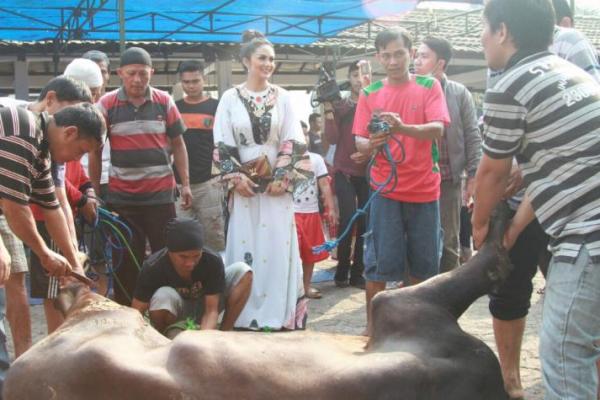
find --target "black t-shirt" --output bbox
[174,98,219,185]
[308,131,325,156]
[133,247,225,303]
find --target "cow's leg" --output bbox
[369,203,512,344]
[411,203,512,319]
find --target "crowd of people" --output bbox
[0,0,596,398]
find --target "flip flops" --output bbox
[306,287,322,299]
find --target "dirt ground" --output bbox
[8,261,545,399]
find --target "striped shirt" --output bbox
[551,27,600,83]
[97,86,186,205]
[0,106,58,209]
[483,52,600,263]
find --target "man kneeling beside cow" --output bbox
[4,206,513,399]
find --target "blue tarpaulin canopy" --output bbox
[0,0,417,44]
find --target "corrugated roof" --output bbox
[317,6,600,55]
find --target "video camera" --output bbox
[311,65,350,107]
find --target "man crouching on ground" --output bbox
[131,217,252,337]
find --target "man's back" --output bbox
[483,52,600,260]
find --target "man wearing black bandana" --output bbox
[131,217,252,336]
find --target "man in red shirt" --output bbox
[90,47,192,305]
[353,28,450,335]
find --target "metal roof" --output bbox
[0,0,418,45]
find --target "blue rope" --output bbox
[312,135,405,254]
[80,207,139,272]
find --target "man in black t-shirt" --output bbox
[174,60,225,252]
[131,218,252,336]
[307,112,325,156]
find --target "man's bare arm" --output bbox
[471,154,513,248]
[88,147,103,195]
[1,199,69,276]
[42,206,83,274]
[199,294,220,330]
[131,299,150,314]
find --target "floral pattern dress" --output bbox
[213,84,311,330]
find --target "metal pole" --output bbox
[570,0,575,15]
[119,0,125,53]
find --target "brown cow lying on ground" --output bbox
[4,205,512,400]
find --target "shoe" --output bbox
[334,279,349,288]
[349,276,366,290]
[306,287,322,299]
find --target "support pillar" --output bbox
[14,60,29,101]
[216,58,232,97]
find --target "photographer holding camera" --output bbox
[323,62,370,289]
[353,28,450,336]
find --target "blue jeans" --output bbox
[364,195,440,282]
[541,245,600,400]
[0,288,10,396]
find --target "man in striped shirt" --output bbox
[90,47,191,305]
[551,0,600,82]
[472,0,600,398]
[0,103,105,280]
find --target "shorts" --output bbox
[294,212,329,264]
[364,195,441,282]
[29,221,55,299]
[148,261,251,320]
[175,180,226,252]
[0,215,28,274]
[489,209,549,320]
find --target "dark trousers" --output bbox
[459,206,472,249]
[489,206,550,320]
[334,171,369,281]
[109,203,176,305]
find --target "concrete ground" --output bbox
[8,262,545,399]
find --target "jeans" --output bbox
[0,288,10,397]
[364,195,440,282]
[541,245,600,400]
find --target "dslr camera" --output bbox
[367,115,390,137]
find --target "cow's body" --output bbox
[4,206,512,400]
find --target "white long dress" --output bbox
[213,84,306,330]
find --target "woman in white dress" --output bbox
[212,30,311,330]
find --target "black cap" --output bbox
[120,47,152,68]
[165,217,204,252]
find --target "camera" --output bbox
[367,115,390,136]
[311,65,350,107]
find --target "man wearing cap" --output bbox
[64,58,104,102]
[131,217,252,335]
[91,47,192,305]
